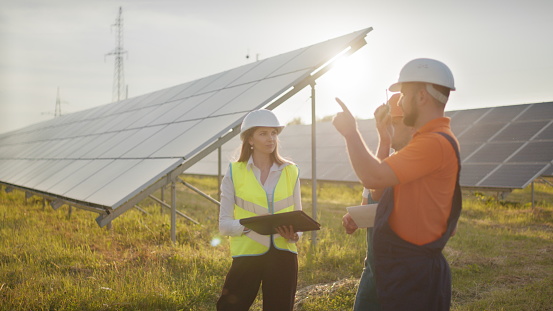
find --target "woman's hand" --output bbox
[275,225,298,241]
[342,213,358,234]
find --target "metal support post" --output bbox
[160,186,165,214]
[218,146,222,201]
[310,82,317,248]
[171,181,177,243]
[531,181,535,209]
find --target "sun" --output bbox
[321,53,367,94]
[312,51,379,118]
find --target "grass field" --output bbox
[1,176,552,310]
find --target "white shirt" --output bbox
[218,156,303,241]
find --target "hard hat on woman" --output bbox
[240,109,284,140]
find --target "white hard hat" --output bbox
[389,58,455,92]
[240,109,284,140]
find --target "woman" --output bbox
[217,109,302,311]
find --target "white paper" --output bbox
[346,204,378,228]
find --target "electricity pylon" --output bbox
[105,6,127,103]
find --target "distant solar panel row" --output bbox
[188,102,553,189]
[453,102,553,188]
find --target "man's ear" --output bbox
[417,85,429,106]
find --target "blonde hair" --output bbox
[237,127,286,165]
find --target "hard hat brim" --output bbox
[389,81,456,92]
[240,125,284,140]
[389,82,402,92]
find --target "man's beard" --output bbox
[403,102,418,127]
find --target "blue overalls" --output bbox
[372,132,462,311]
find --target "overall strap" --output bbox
[434,132,462,240]
[434,132,460,173]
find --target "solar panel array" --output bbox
[188,102,553,190]
[453,102,553,188]
[0,28,372,219]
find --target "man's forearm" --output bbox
[370,133,392,201]
[342,128,383,189]
[376,137,391,161]
[333,97,398,189]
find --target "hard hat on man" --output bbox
[240,109,284,140]
[389,58,455,92]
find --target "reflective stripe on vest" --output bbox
[230,161,299,257]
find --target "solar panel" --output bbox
[493,120,550,141]
[509,141,553,163]
[84,159,182,207]
[464,142,525,163]
[457,123,507,142]
[516,101,553,122]
[453,103,553,189]
[0,27,373,224]
[535,122,553,140]
[478,163,547,188]
[459,164,498,186]
[450,108,491,134]
[478,104,527,124]
[459,142,483,160]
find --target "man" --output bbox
[342,93,415,311]
[333,58,462,311]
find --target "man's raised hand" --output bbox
[333,97,358,137]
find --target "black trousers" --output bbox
[217,246,298,311]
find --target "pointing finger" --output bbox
[335,97,351,114]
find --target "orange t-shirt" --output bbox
[383,117,459,246]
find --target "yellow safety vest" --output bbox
[230,161,299,257]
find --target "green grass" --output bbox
[0,177,552,310]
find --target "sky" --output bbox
[1,0,552,134]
